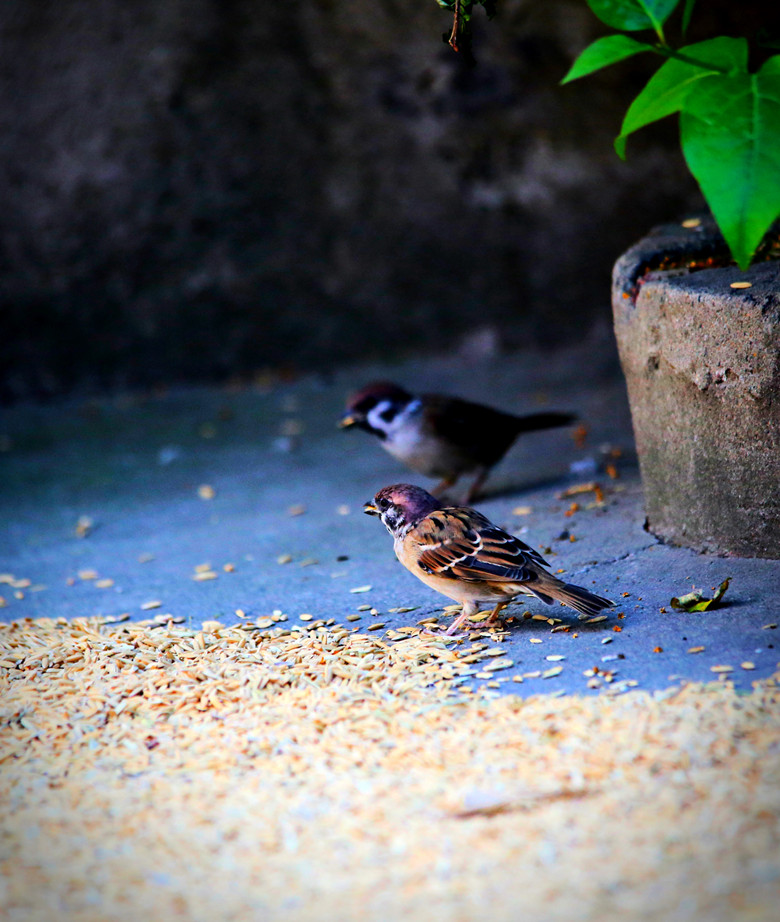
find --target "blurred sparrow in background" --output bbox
[341,382,575,502]
[364,483,612,635]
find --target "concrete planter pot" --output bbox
[612,220,780,558]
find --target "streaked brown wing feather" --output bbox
[476,522,550,569]
[414,508,549,583]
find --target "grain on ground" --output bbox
[0,617,779,922]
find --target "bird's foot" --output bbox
[442,607,479,636]
[482,603,510,631]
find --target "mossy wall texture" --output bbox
[0,0,724,398]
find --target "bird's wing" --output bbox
[413,508,550,583]
[422,395,518,444]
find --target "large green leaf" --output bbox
[561,34,654,83]
[586,0,679,32]
[615,36,748,158]
[680,56,780,268]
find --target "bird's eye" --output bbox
[379,406,396,423]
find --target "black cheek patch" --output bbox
[365,423,388,440]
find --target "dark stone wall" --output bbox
[1,0,757,399]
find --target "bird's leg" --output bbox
[430,475,456,498]
[484,601,508,627]
[445,601,478,635]
[464,466,489,504]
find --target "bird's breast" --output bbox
[382,425,468,478]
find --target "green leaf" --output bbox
[614,36,748,158]
[562,35,655,84]
[586,0,680,33]
[681,0,697,35]
[670,578,731,612]
[681,57,780,268]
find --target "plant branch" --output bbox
[448,3,462,52]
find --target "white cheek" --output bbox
[366,400,395,433]
[376,399,423,450]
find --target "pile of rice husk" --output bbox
[2,617,779,921]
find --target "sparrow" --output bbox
[364,483,613,634]
[340,382,576,502]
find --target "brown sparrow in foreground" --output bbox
[364,483,613,634]
[340,382,575,502]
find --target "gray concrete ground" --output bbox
[2,336,778,697]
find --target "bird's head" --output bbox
[338,382,417,440]
[364,483,441,537]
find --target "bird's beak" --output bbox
[338,414,358,429]
[363,502,380,516]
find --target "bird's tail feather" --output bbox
[514,411,577,434]
[547,582,614,617]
